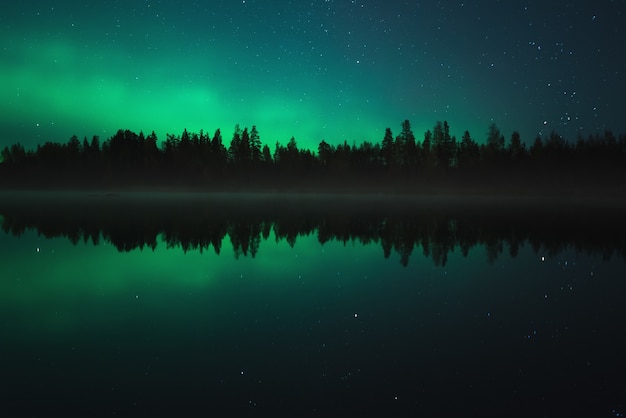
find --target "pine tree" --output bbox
[228,124,242,163]
[484,123,505,164]
[318,140,333,168]
[250,125,262,163]
[399,119,417,171]
[210,128,227,170]
[422,130,434,169]
[440,121,456,169]
[432,121,448,168]
[507,131,526,161]
[261,144,272,165]
[381,127,394,169]
[458,130,479,169]
[239,127,251,165]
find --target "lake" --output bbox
[1,192,625,417]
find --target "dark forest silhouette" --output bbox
[1,194,624,266]
[1,120,625,191]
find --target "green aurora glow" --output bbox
[1,1,625,151]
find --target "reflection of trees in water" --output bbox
[0,197,624,266]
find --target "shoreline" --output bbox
[1,186,626,210]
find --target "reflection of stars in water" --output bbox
[533,253,589,341]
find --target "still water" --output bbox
[1,193,625,417]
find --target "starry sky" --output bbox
[1,0,624,152]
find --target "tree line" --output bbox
[1,120,625,190]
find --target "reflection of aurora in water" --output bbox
[1,192,625,266]
[1,193,625,417]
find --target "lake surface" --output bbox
[1,192,625,417]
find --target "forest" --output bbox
[1,120,625,192]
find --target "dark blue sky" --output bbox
[1,0,624,151]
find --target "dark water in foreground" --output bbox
[0,193,625,417]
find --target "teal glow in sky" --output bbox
[1,0,625,151]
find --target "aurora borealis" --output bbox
[1,0,625,152]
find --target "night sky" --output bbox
[1,0,625,152]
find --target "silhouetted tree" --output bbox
[318,140,333,168]
[210,128,227,170]
[507,131,526,162]
[261,144,272,165]
[1,143,26,166]
[458,130,480,169]
[250,125,262,164]
[430,121,455,171]
[545,130,569,162]
[399,120,418,173]
[422,129,435,170]
[530,135,544,160]
[239,127,252,166]
[484,122,505,165]
[381,127,395,170]
[0,147,10,165]
[143,131,159,171]
[228,124,242,164]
